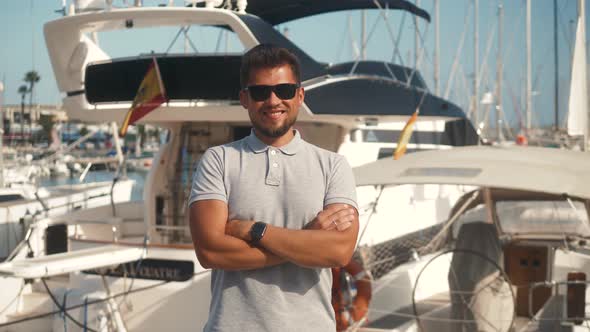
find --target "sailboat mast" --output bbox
[554,0,559,130]
[526,0,532,132]
[496,3,504,141]
[582,0,589,150]
[474,0,479,129]
[361,10,366,60]
[415,0,420,70]
[434,0,440,95]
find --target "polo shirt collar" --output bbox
[245,129,302,155]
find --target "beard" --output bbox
[251,112,298,138]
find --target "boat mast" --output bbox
[434,0,440,96]
[0,78,4,187]
[414,0,420,70]
[474,0,479,130]
[361,10,366,60]
[582,0,589,151]
[526,0,532,132]
[496,3,504,141]
[553,0,559,131]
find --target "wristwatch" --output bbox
[249,222,267,244]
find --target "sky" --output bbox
[0,0,587,130]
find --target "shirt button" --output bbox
[272,163,278,168]
[270,150,276,155]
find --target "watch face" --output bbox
[250,222,267,242]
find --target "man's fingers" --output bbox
[329,208,356,222]
[322,204,349,216]
[312,205,356,231]
[336,221,352,231]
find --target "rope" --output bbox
[0,278,172,329]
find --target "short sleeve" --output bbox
[324,155,358,209]
[187,148,227,207]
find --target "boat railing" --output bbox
[71,217,145,242]
[528,279,589,324]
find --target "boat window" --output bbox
[496,201,590,237]
[0,194,25,203]
[96,25,245,57]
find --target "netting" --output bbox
[354,223,448,280]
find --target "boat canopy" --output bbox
[353,146,590,200]
[239,0,431,25]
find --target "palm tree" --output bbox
[18,85,28,144]
[24,71,40,144]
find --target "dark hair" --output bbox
[240,44,301,88]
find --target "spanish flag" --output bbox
[393,110,419,160]
[119,58,167,137]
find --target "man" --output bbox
[188,44,359,331]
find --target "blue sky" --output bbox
[0,0,586,129]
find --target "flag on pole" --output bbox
[393,110,419,160]
[119,57,167,137]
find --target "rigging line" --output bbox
[407,15,431,87]
[41,278,99,332]
[410,0,437,71]
[529,63,546,130]
[348,7,386,76]
[475,19,497,94]
[347,13,360,60]
[334,15,350,63]
[0,279,172,329]
[117,234,148,308]
[183,26,200,54]
[165,26,188,55]
[357,185,385,244]
[391,8,407,66]
[0,280,25,316]
[501,1,525,87]
[371,1,406,67]
[456,64,473,113]
[557,0,574,55]
[361,9,384,56]
[214,26,225,53]
[504,75,525,132]
[419,190,480,255]
[443,0,472,100]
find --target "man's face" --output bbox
[239,64,304,140]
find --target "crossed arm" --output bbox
[189,200,359,270]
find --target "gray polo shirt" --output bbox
[188,130,357,332]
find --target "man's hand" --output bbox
[305,204,356,231]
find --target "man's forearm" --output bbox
[258,225,358,268]
[221,204,358,268]
[196,234,285,270]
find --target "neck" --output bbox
[254,129,295,147]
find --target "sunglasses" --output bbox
[245,83,300,102]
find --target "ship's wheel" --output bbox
[411,249,516,332]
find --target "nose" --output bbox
[265,89,282,105]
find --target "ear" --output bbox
[239,89,248,109]
[297,86,305,105]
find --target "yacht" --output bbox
[0,1,478,330]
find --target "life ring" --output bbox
[332,260,372,331]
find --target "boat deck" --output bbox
[360,294,582,332]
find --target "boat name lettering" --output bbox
[83,258,194,281]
